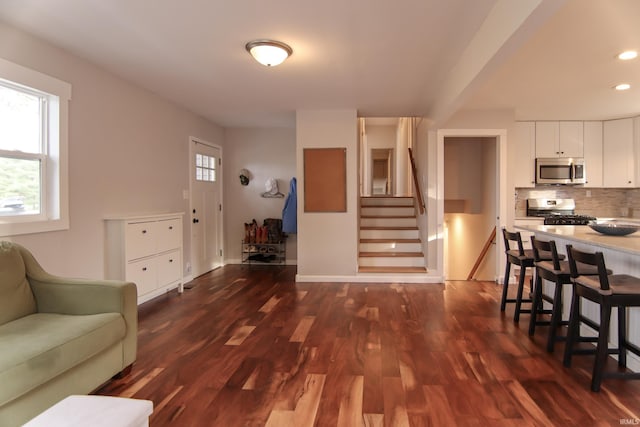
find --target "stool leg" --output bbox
[514,264,527,323]
[546,279,564,353]
[618,306,627,368]
[500,260,511,312]
[591,302,612,392]
[563,287,580,367]
[528,271,542,335]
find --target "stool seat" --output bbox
[563,245,640,392]
[528,237,609,353]
[500,228,557,322]
[535,260,604,277]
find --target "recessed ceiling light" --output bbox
[615,83,631,91]
[618,50,638,60]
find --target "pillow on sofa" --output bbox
[0,242,36,326]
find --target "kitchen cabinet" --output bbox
[583,121,603,187]
[105,213,184,304]
[535,121,583,158]
[603,118,635,187]
[513,122,536,188]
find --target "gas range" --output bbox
[526,198,596,225]
[543,214,596,225]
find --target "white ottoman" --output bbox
[23,395,153,427]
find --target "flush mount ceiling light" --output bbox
[615,83,631,91]
[618,50,638,60]
[245,39,292,67]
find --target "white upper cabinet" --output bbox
[583,121,603,188]
[535,121,583,158]
[603,118,635,187]
[513,122,536,187]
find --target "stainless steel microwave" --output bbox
[536,157,586,185]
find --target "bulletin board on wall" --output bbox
[303,147,346,212]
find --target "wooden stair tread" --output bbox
[359,251,424,257]
[361,196,413,199]
[360,238,421,243]
[361,215,416,219]
[361,205,414,208]
[360,226,418,230]
[358,266,428,273]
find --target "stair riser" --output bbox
[361,217,417,227]
[360,229,419,239]
[359,242,422,252]
[361,197,414,207]
[361,207,415,216]
[358,257,426,267]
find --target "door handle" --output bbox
[193,218,199,223]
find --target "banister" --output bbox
[408,147,425,215]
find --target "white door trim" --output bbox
[188,136,224,279]
[436,129,507,282]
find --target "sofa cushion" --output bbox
[0,312,125,406]
[0,242,36,326]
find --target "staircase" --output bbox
[359,196,427,274]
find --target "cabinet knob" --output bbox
[142,267,147,271]
[142,230,147,234]
[169,259,173,263]
[169,226,173,230]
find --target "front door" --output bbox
[190,138,223,278]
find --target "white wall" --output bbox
[222,127,297,264]
[296,109,358,279]
[0,22,223,279]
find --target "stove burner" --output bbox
[544,214,597,225]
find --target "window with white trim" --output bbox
[0,58,71,237]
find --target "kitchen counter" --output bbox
[515,224,640,256]
[514,223,640,373]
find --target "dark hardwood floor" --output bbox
[97,265,640,426]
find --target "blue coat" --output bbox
[282,177,297,233]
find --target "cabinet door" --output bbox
[126,258,157,296]
[559,121,584,157]
[126,221,156,260]
[535,122,559,157]
[513,122,536,187]
[583,121,603,187]
[157,250,181,287]
[603,118,634,187]
[156,218,182,253]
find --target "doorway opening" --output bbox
[359,117,414,197]
[441,134,502,281]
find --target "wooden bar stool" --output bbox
[500,228,563,322]
[528,237,605,352]
[563,245,640,392]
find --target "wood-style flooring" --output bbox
[97,265,640,426]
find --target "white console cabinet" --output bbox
[105,213,184,304]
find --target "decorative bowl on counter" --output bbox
[588,219,640,236]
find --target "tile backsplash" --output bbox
[515,187,639,218]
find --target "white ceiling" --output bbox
[0,0,637,127]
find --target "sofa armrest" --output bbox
[30,278,138,367]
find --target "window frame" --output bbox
[0,57,71,237]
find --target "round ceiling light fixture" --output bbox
[618,50,638,60]
[245,39,293,67]
[614,83,631,91]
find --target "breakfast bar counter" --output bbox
[516,224,640,256]
[514,223,640,373]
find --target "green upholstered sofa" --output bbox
[0,241,137,427]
